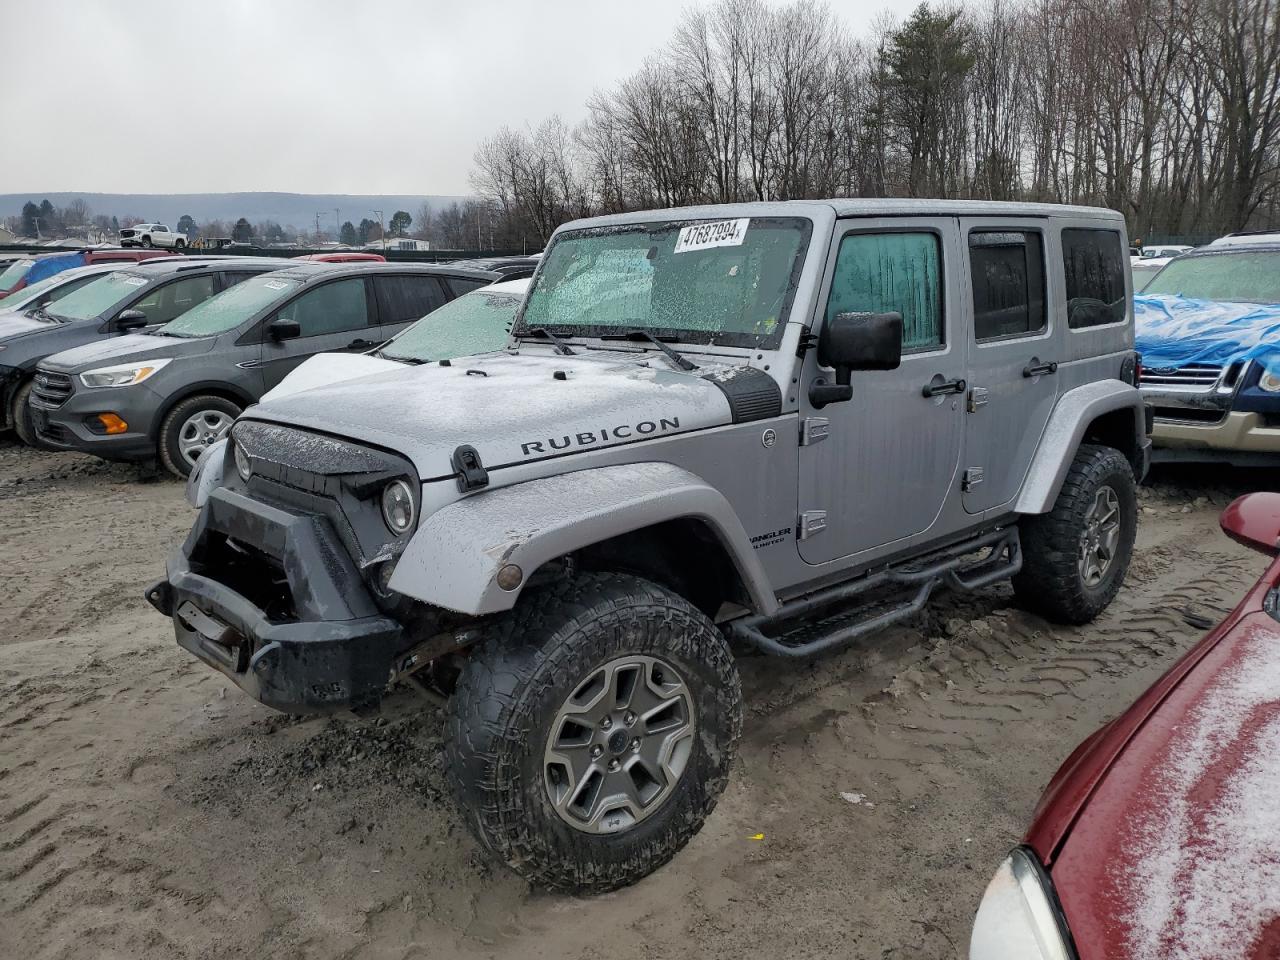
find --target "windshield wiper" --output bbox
[600,329,698,371]
[525,327,576,356]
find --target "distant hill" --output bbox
[0,192,472,228]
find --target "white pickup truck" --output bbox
[118,223,187,249]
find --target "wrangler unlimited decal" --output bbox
[520,417,681,456]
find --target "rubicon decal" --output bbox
[521,417,681,456]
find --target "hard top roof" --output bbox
[561,198,1123,232]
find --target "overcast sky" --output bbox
[4,0,882,196]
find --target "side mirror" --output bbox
[1220,492,1280,555]
[116,309,148,331]
[810,311,903,407]
[268,318,301,341]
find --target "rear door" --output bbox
[958,217,1060,514]
[371,274,451,340]
[258,276,378,389]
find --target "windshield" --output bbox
[0,259,33,292]
[0,271,78,311]
[160,274,300,338]
[518,216,811,347]
[1143,251,1280,303]
[380,289,521,362]
[46,271,149,321]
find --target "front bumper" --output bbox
[29,374,163,461]
[147,486,404,714]
[1150,411,1280,461]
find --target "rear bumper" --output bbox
[148,487,404,714]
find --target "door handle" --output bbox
[347,338,376,349]
[1023,359,1058,378]
[922,377,967,398]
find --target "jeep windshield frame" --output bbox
[514,216,813,349]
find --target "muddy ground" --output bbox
[0,437,1273,960]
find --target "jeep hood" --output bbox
[39,331,214,372]
[258,351,408,404]
[246,351,751,479]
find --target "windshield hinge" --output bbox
[796,331,819,359]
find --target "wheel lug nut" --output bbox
[630,738,640,751]
[590,745,603,759]
[600,717,612,729]
[608,759,620,771]
[624,712,636,726]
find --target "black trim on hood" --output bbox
[701,366,782,423]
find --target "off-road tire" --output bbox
[1013,443,1137,624]
[11,380,38,446]
[444,572,742,893]
[158,394,241,479]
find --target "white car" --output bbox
[1210,230,1280,247]
[119,223,187,249]
[1133,244,1192,262]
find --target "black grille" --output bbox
[1150,406,1227,424]
[36,421,70,446]
[31,371,74,408]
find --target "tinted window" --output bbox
[447,277,491,297]
[1062,228,1126,328]
[276,278,370,336]
[827,232,943,350]
[131,274,217,325]
[969,231,1046,340]
[374,275,450,324]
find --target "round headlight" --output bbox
[381,480,415,534]
[234,442,252,481]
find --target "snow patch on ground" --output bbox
[1123,630,1280,960]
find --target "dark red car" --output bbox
[0,248,169,300]
[291,252,386,263]
[970,492,1280,960]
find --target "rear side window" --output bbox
[827,232,943,350]
[131,274,217,325]
[447,277,491,297]
[1062,229,1126,328]
[277,278,371,336]
[969,231,1046,340]
[373,275,450,324]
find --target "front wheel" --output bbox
[11,380,38,446]
[1013,443,1137,624]
[445,572,742,892]
[141,235,153,247]
[158,394,240,478]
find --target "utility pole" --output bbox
[334,208,340,244]
[315,211,327,245]
[373,209,385,251]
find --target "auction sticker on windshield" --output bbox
[674,218,750,254]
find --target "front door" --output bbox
[259,277,379,389]
[958,218,1060,514]
[798,218,967,565]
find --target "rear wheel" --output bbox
[1013,444,1137,624]
[445,572,741,892]
[174,238,185,250]
[158,394,240,478]
[11,380,38,446]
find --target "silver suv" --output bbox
[148,199,1149,893]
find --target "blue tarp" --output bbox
[24,252,87,286]
[1134,293,1280,374]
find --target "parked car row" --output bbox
[1,255,525,474]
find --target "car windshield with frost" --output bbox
[45,271,150,322]
[158,275,301,338]
[516,216,811,348]
[378,287,521,363]
[0,258,33,293]
[1144,250,1280,303]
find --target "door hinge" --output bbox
[967,386,989,413]
[962,467,984,492]
[799,417,830,446]
[798,510,828,540]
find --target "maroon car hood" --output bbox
[1027,557,1280,959]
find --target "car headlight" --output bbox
[233,441,252,481]
[80,358,171,388]
[381,479,416,534]
[1259,366,1280,393]
[970,848,1074,960]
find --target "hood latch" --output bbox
[451,444,489,493]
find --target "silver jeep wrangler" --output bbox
[148,199,1149,892]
